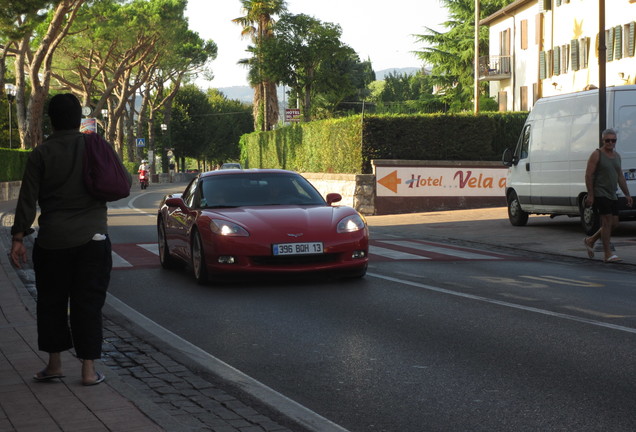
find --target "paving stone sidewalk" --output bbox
[0,208,300,432]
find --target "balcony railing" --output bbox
[478,55,511,81]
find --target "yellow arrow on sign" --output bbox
[377,170,401,193]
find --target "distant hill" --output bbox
[215,86,254,103]
[217,67,423,103]
[374,67,421,80]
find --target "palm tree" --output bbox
[233,0,286,131]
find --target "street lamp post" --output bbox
[5,84,16,149]
[101,108,108,137]
[161,123,173,181]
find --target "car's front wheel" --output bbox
[158,219,181,269]
[191,230,208,285]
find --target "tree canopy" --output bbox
[414,0,515,111]
[233,0,285,131]
[263,12,359,121]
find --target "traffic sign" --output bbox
[136,138,145,148]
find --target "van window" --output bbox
[570,112,598,155]
[538,116,570,161]
[617,105,636,157]
[515,124,531,160]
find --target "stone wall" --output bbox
[302,173,375,215]
[0,182,21,201]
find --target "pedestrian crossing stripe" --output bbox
[111,239,516,269]
[369,245,430,260]
[371,240,505,261]
[111,253,133,268]
[139,243,159,255]
[111,243,159,269]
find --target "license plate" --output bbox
[273,242,323,255]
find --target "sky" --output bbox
[184,0,449,88]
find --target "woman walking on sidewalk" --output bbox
[9,94,129,386]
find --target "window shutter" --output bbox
[571,40,579,71]
[521,20,528,50]
[540,0,551,12]
[630,22,635,57]
[614,26,622,60]
[539,51,546,79]
[556,0,562,6]
[607,28,614,61]
[553,46,561,75]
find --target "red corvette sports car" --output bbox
[157,169,369,284]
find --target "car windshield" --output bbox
[199,173,326,208]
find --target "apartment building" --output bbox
[480,0,636,111]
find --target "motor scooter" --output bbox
[139,169,149,190]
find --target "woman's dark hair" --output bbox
[48,93,82,130]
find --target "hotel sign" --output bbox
[376,166,507,197]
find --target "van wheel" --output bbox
[580,195,600,235]
[507,191,529,226]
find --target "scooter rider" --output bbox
[138,160,149,189]
[138,159,148,173]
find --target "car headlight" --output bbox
[210,219,249,236]
[337,214,366,233]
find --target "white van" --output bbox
[502,85,636,234]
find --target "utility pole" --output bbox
[474,0,480,114]
[598,0,606,140]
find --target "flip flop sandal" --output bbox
[604,255,622,263]
[82,371,106,386]
[33,370,65,382]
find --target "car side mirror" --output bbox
[326,193,342,205]
[502,148,518,167]
[165,197,186,208]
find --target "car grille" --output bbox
[251,253,339,266]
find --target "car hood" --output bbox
[202,205,357,237]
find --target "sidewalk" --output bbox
[0,200,300,432]
[0,227,165,431]
[2,198,635,431]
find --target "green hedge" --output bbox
[0,148,31,182]
[240,112,528,174]
[240,117,363,174]
[1,148,139,183]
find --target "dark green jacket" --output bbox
[12,130,114,249]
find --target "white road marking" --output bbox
[369,245,429,260]
[139,243,159,255]
[379,240,502,260]
[111,251,132,268]
[368,272,636,335]
[115,240,510,269]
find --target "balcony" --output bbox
[479,55,511,81]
